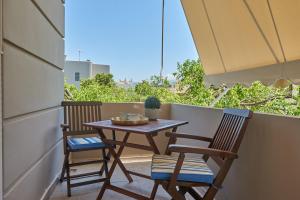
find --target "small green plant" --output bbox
[144,96,161,109]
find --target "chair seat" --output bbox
[67,137,106,151]
[151,154,214,184]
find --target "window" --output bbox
[75,72,80,81]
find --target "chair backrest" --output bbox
[210,109,252,153]
[204,108,252,168]
[196,109,252,200]
[62,101,102,134]
[205,109,253,194]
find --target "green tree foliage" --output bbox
[173,59,214,106]
[64,60,300,116]
[95,73,115,86]
[135,81,153,96]
[69,74,140,102]
[150,75,170,88]
[80,78,95,88]
[134,79,179,103]
[215,82,300,116]
[173,59,205,93]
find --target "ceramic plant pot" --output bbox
[145,108,160,121]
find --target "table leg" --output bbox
[99,130,115,175]
[165,127,178,155]
[107,132,133,182]
[172,127,178,132]
[146,133,162,199]
[96,130,133,199]
[98,130,133,182]
[97,128,180,200]
[146,134,160,154]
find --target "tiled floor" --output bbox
[50,160,197,200]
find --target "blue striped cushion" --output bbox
[67,137,106,150]
[151,154,214,184]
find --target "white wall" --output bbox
[91,64,110,77]
[64,61,110,88]
[2,0,64,199]
[171,104,300,200]
[64,60,91,88]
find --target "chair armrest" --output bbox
[61,124,70,131]
[168,144,238,159]
[165,132,213,143]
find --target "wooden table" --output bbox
[84,119,188,200]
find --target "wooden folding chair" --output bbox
[150,108,253,200]
[59,101,115,197]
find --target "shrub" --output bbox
[144,96,161,109]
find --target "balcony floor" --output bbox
[50,159,197,200]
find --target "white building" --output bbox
[64,60,110,88]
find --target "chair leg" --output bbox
[99,148,108,176]
[66,152,71,197]
[103,150,109,178]
[169,188,187,200]
[97,149,110,200]
[106,150,112,161]
[202,186,218,200]
[150,181,159,200]
[99,149,105,176]
[60,154,68,182]
[178,186,188,196]
[161,183,186,200]
[97,180,109,200]
[187,187,202,200]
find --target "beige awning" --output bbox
[181,0,300,85]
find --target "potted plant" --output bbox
[144,96,161,120]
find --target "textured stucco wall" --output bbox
[2,0,64,199]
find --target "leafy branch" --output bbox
[240,94,292,107]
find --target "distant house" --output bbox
[64,60,110,88]
[117,78,134,88]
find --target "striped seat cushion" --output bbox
[67,137,106,150]
[151,154,214,184]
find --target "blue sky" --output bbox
[65,0,198,81]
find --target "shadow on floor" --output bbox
[50,161,193,200]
